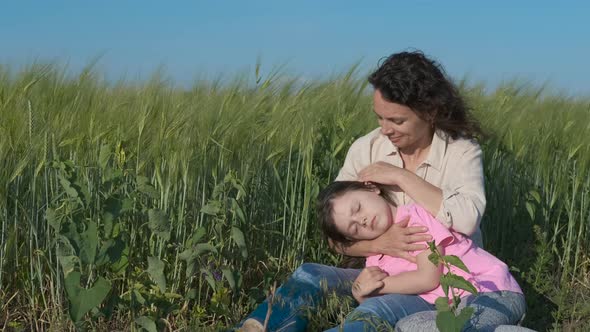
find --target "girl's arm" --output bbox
[376,245,443,295]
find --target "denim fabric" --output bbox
[394,291,526,332]
[240,264,526,332]
[243,263,361,331]
[323,293,434,332]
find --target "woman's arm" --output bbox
[376,246,443,295]
[395,171,442,219]
[329,216,432,263]
[358,143,486,237]
[420,143,485,236]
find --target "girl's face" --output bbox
[330,188,395,241]
[373,89,434,150]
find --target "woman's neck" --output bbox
[399,130,434,165]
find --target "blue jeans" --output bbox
[241,263,433,331]
[241,263,525,331]
[394,291,527,332]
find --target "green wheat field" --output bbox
[1,63,589,331]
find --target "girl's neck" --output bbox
[389,204,398,224]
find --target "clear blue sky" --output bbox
[2,1,589,95]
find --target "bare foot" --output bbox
[238,318,264,332]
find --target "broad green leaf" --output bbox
[137,176,158,199]
[135,316,157,332]
[164,292,182,299]
[231,226,247,258]
[190,227,207,245]
[58,255,78,277]
[200,268,217,291]
[442,274,478,295]
[103,168,123,184]
[121,198,134,213]
[79,221,99,265]
[58,175,78,198]
[56,235,76,257]
[195,243,217,255]
[428,252,440,266]
[529,190,541,204]
[443,255,471,273]
[64,272,111,322]
[525,202,535,221]
[148,209,170,241]
[427,240,437,252]
[456,306,475,328]
[109,241,129,274]
[434,296,451,312]
[178,243,217,263]
[201,201,221,215]
[440,275,450,297]
[231,198,246,223]
[221,268,236,290]
[46,208,61,232]
[436,311,462,332]
[178,248,196,262]
[186,288,197,300]
[102,212,114,239]
[96,237,127,268]
[147,256,166,293]
[98,144,111,170]
[102,197,122,238]
[132,289,146,305]
[73,179,91,205]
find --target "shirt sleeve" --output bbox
[408,205,455,254]
[335,137,368,181]
[435,141,486,237]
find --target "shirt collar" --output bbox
[423,130,448,171]
[379,129,448,171]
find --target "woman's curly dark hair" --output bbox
[368,50,483,140]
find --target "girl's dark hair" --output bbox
[317,181,396,248]
[368,50,483,140]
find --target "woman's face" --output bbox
[373,89,433,150]
[330,188,394,241]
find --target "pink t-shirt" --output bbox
[366,204,522,304]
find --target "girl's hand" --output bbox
[358,161,404,186]
[372,216,432,263]
[352,267,388,303]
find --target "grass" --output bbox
[0,63,588,331]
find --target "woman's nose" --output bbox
[380,123,394,135]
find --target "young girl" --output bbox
[238,181,526,331]
[316,181,526,331]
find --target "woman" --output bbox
[238,50,486,331]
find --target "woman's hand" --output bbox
[352,267,388,303]
[372,216,432,263]
[358,161,404,186]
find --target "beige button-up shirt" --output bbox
[335,127,485,247]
